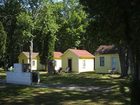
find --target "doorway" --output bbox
[111,57,117,70]
[68,59,72,72]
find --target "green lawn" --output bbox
[0,70,130,105]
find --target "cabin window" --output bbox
[100,57,104,66]
[32,60,35,66]
[83,60,86,69]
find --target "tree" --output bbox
[0,21,7,68]
[18,0,43,52]
[1,0,89,73]
[55,0,89,52]
[80,0,140,104]
[16,11,37,53]
[37,1,59,74]
[80,0,130,77]
[16,0,59,73]
[0,0,22,66]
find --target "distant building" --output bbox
[18,51,63,70]
[62,49,94,73]
[53,52,63,71]
[95,45,121,73]
[18,52,40,70]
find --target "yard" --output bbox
[0,70,130,105]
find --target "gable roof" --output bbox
[68,49,94,58]
[20,51,63,59]
[54,52,63,59]
[95,45,118,54]
[21,52,39,58]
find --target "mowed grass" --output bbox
[0,70,130,105]
[0,69,5,79]
[40,71,120,86]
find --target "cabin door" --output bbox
[68,59,72,72]
[111,57,117,70]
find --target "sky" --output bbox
[53,0,63,2]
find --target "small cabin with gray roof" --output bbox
[95,45,121,73]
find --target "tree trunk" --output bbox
[130,47,140,105]
[47,60,55,74]
[118,46,128,77]
[45,63,47,71]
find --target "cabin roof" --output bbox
[21,51,63,59]
[54,52,63,59]
[21,52,39,58]
[95,45,118,54]
[68,49,94,58]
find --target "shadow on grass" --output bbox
[0,83,130,105]
[0,70,6,79]
[0,72,130,105]
[32,89,130,105]
[40,72,122,87]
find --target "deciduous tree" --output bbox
[80,0,140,104]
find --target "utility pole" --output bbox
[29,39,33,72]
